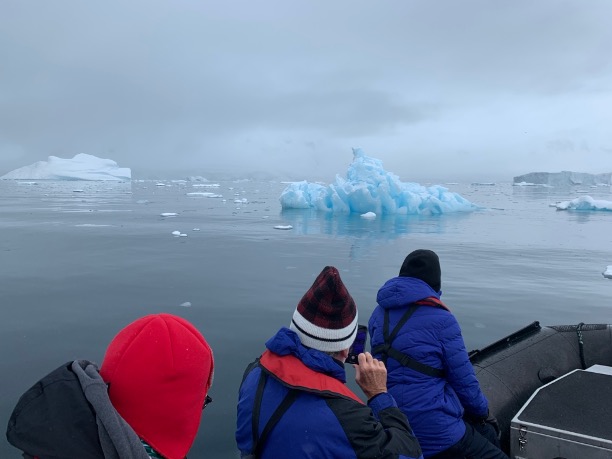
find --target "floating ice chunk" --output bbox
[171,230,181,236]
[17,181,38,185]
[234,198,248,204]
[555,196,612,211]
[274,225,293,230]
[604,266,612,279]
[136,199,150,204]
[179,302,192,307]
[193,228,200,231]
[188,176,208,182]
[179,233,187,237]
[514,182,552,188]
[192,183,220,188]
[187,192,223,198]
[280,148,477,214]
[161,212,178,217]
[156,183,166,187]
[361,212,377,219]
[73,189,84,193]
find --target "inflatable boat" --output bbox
[470,321,612,458]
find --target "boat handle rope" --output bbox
[576,322,586,370]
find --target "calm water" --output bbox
[1,179,611,457]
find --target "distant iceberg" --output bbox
[280,148,477,214]
[1,154,131,181]
[555,196,612,211]
[514,171,612,187]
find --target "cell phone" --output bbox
[346,325,368,365]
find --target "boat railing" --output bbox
[469,321,541,363]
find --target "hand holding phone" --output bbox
[346,325,368,365]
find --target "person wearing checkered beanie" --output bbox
[236,266,423,459]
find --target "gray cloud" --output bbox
[1,0,611,181]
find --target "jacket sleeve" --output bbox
[439,314,489,417]
[326,393,423,459]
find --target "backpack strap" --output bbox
[249,371,299,459]
[372,305,446,378]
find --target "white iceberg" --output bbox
[603,266,612,279]
[514,171,612,187]
[555,196,612,211]
[1,154,131,181]
[280,148,477,214]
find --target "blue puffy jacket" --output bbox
[369,277,489,458]
[236,327,423,459]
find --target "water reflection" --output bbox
[512,184,612,202]
[0,180,133,212]
[280,208,471,238]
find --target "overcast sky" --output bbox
[1,1,611,182]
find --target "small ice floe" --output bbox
[234,198,248,204]
[171,231,188,237]
[73,189,84,193]
[274,225,293,230]
[187,192,223,198]
[160,212,178,217]
[192,183,220,188]
[192,228,201,231]
[179,302,192,308]
[603,266,612,279]
[17,181,38,185]
[136,199,150,204]
[360,212,377,219]
[555,196,612,211]
[156,183,166,187]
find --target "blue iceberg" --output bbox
[280,148,477,215]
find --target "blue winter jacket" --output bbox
[369,277,489,458]
[236,327,423,459]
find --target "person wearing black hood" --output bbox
[368,249,508,459]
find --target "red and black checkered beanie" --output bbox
[290,266,358,352]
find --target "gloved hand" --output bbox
[485,415,501,440]
[463,411,487,425]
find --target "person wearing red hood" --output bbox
[6,313,214,459]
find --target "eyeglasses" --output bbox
[203,394,213,410]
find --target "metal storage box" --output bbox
[510,365,612,458]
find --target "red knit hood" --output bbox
[100,314,214,459]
